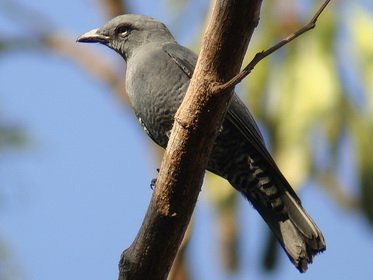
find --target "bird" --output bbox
[77,14,325,272]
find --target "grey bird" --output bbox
[77,14,325,272]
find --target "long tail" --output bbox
[210,116,326,271]
[249,186,326,272]
[226,149,327,272]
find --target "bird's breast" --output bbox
[125,49,190,147]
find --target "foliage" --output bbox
[1,0,372,278]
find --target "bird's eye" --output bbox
[117,26,130,38]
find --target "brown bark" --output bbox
[98,0,128,19]
[118,0,262,279]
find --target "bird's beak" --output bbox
[76,28,110,44]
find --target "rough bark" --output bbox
[118,1,262,279]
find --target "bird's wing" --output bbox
[163,43,300,201]
[162,43,197,79]
[225,97,301,201]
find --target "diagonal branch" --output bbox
[1,1,127,101]
[118,0,262,279]
[215,0,331,92]
[118,1,331,279]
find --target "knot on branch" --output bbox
[174,116,195,130]
[118,249,132,277]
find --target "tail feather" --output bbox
[251,189,326,272]
[282,191,325,251]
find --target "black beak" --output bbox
[76,28,109,44]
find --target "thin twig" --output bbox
[216,0,331,91]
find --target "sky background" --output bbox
[1,0,373,279]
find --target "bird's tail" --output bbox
[248,185,326,272]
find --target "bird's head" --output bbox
[77,14,176,60]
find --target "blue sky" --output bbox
[1,0,373,279]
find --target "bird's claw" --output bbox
[150,178,157,190]
[150,168,160,190]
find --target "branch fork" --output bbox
[216,0,331,92]
[118,1,330,279]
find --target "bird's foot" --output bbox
[150,168,160,190]
[150,178,157,189]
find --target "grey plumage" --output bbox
[77,14,325,272]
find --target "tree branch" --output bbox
[1,1,127,102]
[118,0,262,279]
[215,0,331,92]
[97,0,128,19]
